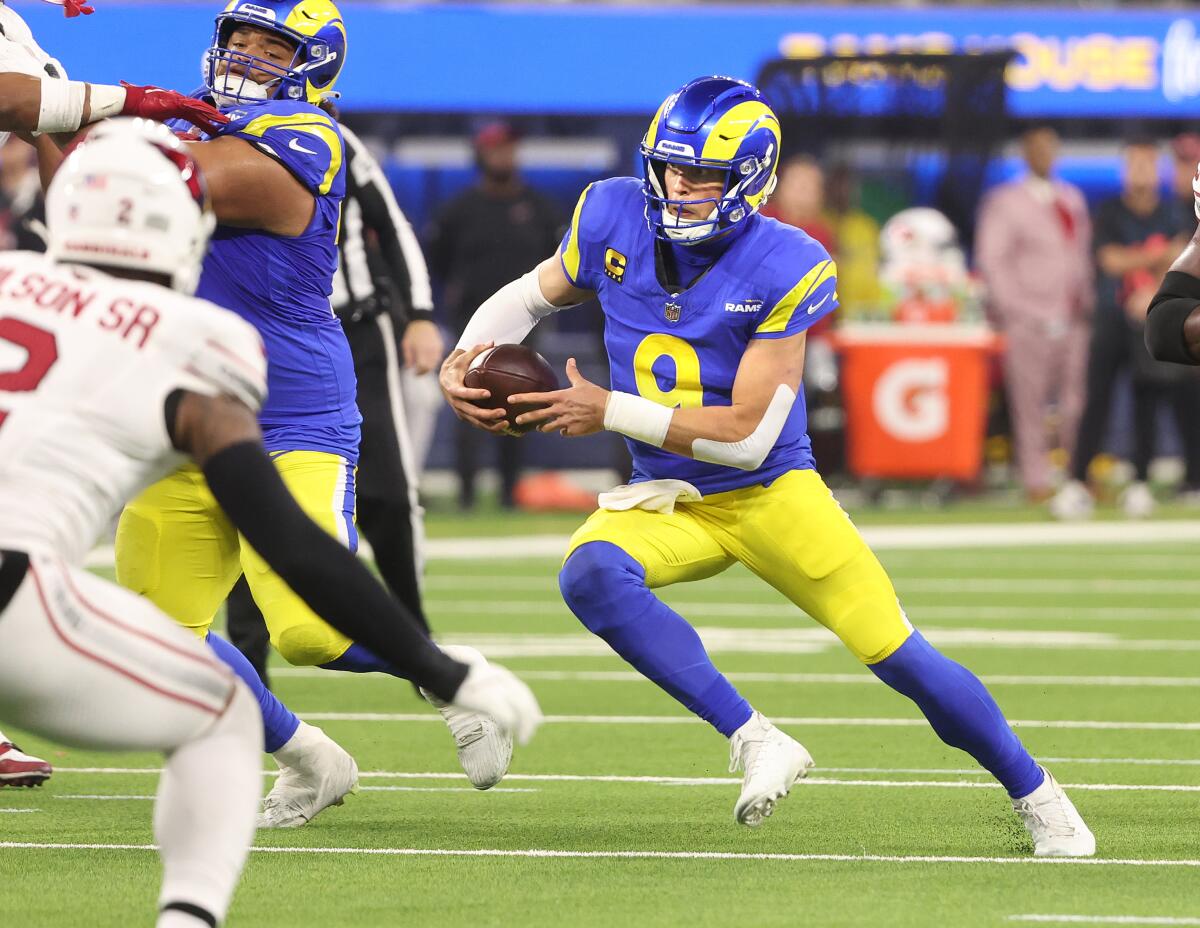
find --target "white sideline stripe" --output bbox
[1009,918,1200,926]
[50,758,1200,778]
[295,713,1200,731]
[425,628,1200,658]
[424,574,1200,596]
[270,668,1200,688]
[52,788,539,799]
[37,779,1200,794]
[0,808,39,813]
[2,841,1199,868]
[80,520,1200,567]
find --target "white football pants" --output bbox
[0,550,263,926]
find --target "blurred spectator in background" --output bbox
[1052,138,1196,520]
[825,162,880,316]
[428,122,562,509]
[976,124,1093,503]
[763,155,835,252]
[0,137,45,253]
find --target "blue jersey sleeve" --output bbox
[752,235,839,339]
[558,177,638,291]
[220,102,346,198]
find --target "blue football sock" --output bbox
[206,632,299,753]
[320,642,399,677]
[560,542,752,737]
[870,630,1044,798]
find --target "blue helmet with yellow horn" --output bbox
[641,76,781,245]
[205,0,347,107]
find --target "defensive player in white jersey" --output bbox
[0,122,541,927]
[0,0,228,791]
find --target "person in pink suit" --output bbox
[976,125,1094,501]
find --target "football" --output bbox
[464,344,560,436]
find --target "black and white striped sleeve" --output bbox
[341,123,434,324]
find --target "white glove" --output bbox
[449,661,543,746]
[1192,161,1200,222]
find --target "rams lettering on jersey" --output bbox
[558,177,839,495]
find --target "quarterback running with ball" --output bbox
[442,75,1095,856]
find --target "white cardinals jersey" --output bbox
[0,252,266,565]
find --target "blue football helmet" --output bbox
[204,0,347,108]
[641,76,782,245]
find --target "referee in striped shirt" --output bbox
[226,112,443,684]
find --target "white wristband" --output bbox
[604,391,673,448]
[36,77,86,133]
[86,83,127,122]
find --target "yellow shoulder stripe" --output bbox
[562,183,595,284]
[754,259,837,335]
[239,112,344,196]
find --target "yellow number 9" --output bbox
[633,334,704,409]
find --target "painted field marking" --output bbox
[423,574,1200,596]
[49,759,1200,781]
[82,520,1200,568]
[418,628,1200,658]
[3,841,1199,868]
[52,788,539,800]
[1008,917,1200,926]
[270,668,1200,688]
[294,712,1200,732]
[35,778,1200,794]
[0,808,39,813]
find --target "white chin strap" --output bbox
[211,71,274,107]
[661,205,718,242]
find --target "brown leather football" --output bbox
[464,344,560,436]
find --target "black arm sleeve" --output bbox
[1145,270,1200,365]
[202,441,468,701]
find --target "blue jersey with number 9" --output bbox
[558,177,838,495]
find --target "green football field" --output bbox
[2,510,1199,927]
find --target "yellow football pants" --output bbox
[565,468,912,664]
[115,450,358,666]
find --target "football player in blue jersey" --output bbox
[111,0,512,828]
[441,76,1096,856]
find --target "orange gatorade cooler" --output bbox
[833,324,1002,481]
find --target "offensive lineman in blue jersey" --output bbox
[442,77,1096,855]
[114,0,512,828]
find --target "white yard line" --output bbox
[290,712,1200,732]
[34,779,1200,794]
[423,575,1200,595]
[50,758,1200,779]
[270,668,1200,688]
[1,841,1198,867]
[81,520,1200,569]
[1008,917,1200,926]
[0,808,39,813]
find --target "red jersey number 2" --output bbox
[0,317,59,429]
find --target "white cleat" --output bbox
[1012,766,1096,857]
[257,721,358,829]
[729,712,814,827]
[1049,480,1094,521]
[1120,481,1156,520]
[421,644,513,790]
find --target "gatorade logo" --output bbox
[872,358,949,442]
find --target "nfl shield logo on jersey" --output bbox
[664,301,682,323]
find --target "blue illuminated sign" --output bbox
[13,2,1200,117]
